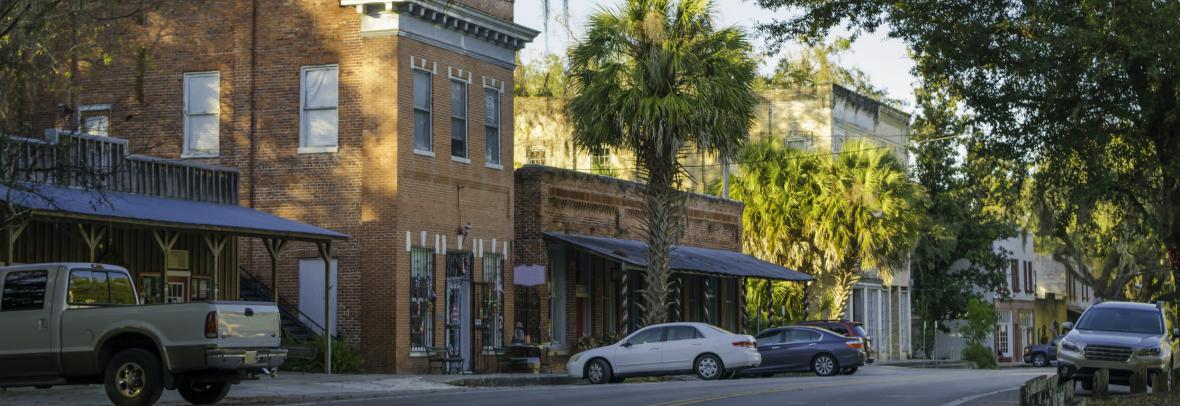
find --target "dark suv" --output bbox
[795,320,873,363]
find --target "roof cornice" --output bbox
[340,0,540,50]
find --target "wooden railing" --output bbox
[3,134,239,204]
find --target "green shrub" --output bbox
[962,343,998,369]
[959,298,999,369]
[281,335,365,373]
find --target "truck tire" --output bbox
[103,349,164,406]
[178,376,231,405]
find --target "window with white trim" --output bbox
[80,104,111,137]
[413,69,433,153]
[450,79,468,159]
[183,72,220,156]
[484,87,501,166]
[300,65,339,153]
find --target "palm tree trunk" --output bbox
[640,154,682,326]
[827,264,861,320]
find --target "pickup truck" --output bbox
[0,263,287,406]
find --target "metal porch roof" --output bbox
[543,232,812,281]
[1,183,349,241]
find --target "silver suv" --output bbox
[1056,301,1179,389]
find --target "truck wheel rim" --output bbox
[116,362,145,398]
[699,357,718,378]
[815,356,834,375]
[589,362,603,382]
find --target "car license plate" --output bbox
[245,351,258,364]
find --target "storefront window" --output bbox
[410,247,434,354]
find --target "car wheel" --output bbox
[1032,353,1048,368]
[177,376,231,405]
[843,367,858,375]
[586,359,612,385]
[103,349,164,406]
[812,354,839,377]
[695,354,724,380]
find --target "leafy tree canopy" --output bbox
[756,0,1180,302]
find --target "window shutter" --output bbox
[303,66,339,148]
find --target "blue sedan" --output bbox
[742,326,867,376]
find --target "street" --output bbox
[312,367,1048,406]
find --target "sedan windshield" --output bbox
[1075,308,1163,334]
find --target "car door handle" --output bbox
[808,343,817,346]
[770,346,782,350]
[650,347,660,351]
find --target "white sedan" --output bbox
[566,322,761,384]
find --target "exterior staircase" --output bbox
[239,270,326,342]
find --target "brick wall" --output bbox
[53,0,522,373]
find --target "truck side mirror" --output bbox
[1061,322,1073,332]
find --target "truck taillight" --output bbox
[205,311,218,339]
[732,340,756,348]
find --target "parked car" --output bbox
[566,322,760,384]
[741,326,866,377]
[794,320,873,364]
[1056,301,1179,389]
[1024,336,1062,367]
[0,263,287,406]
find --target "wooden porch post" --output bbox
[78,224,106,263]
[619,263,629,335]
[152,230,180,304]
[317,240,332,375]
[262,238,288,303]
[5,220,27,266]
[203,235,227,300]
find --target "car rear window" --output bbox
[853,325,868,337]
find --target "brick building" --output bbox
[513,166,811,370]
[38,0,538,373]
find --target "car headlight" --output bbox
[1061,340,1081,352]
[1136,346,1161,357]
[570,354,581,363]
[1024,347,1031,354]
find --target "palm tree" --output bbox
[568,0,758,325]
[810,140,921,318]
[726,140,921,320]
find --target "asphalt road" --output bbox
[304,366,1052,406]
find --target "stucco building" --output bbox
[31,0,538,373]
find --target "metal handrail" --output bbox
[239,268,335,339]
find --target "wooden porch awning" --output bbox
[1,183,348,242]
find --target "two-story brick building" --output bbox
[35,0,537,373]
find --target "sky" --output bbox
[513,0,919,108]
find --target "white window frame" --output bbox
[483,85,502,169]
[182,72,220,158]
[449,77,469,163]
[79,104,112,137]
[299,65,339,154]
[412,67,435,157]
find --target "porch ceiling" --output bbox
[543,232,812,282]
[1,183,348,242]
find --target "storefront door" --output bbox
[446,252,473,372]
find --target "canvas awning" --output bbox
[0,183,348,242]
[543,232,812,281]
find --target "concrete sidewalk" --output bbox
[0,372,579,405]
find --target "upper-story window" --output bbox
[1009,259,1020,293]
[413,69,433,154]
[527,146,546,166]
[484,87,501,167]
[450,79,468,161]
[300,65,339,153]
[183,72,220,157]
[80,104,111,137]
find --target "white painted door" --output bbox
[299,258,338,335]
